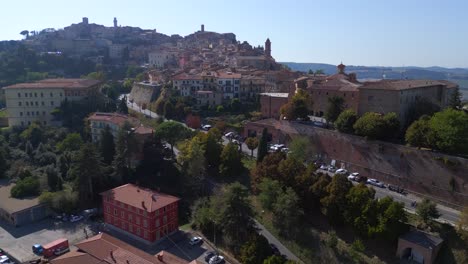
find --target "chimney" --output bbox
[142,201,146,209]
[157,252,164,261]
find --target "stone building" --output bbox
[2,79,101,127]
[396,230,444,264]
[195,90,223,107]
[260,93,289,119]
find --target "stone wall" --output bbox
[129,82,162,107]
[288,122,468,206]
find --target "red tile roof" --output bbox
[88,113,153,135]
[217,71,241,79]
[3,78,101,89]
[360,79,457,90]
[100,184,180,212]
[172,73,202,81]
[51,233,200,264]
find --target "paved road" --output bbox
[255,220,302,263]
[222,136,257,158]
[317,169,461,225]
[120,94,161,119]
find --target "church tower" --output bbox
[265,38,271,58]
[113,17,118,28]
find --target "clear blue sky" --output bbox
[2,0,467,67]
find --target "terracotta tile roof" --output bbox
[360,79,456,90]
[52,233,199,264]
[172,73,202,81]
[217,71,241,79]
[88,112,139,126]
[3,78,101,89]
[100,184,180,212]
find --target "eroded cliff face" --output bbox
[129,83,161,107]
[286,122,468,206]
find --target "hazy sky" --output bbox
[2,0,467,67]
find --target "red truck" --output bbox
[32,238,69,258]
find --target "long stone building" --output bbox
[2,79,101,127]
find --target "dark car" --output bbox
[204,251,217,262]
[354,176,368,183]
[270,243,280,255]
[388,185,406,194]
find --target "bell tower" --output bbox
[113,17,118,28]
[265,38,271,58]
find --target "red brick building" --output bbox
[101,184,180,244]
[259,93,289,119]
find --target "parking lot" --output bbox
[0,218,94,263]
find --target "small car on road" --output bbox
[189,236,203,246]
[204,251,217,262]
[335,168,348,175]
[367,178,385,188]
[209,255,225,264]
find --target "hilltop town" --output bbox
[0,17,467,264]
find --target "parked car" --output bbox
[354,175,367,183]
[335,168,348,175]
[0,256,14,264]
[269,144,285,152]
[348,172,359,181]
[0,248,4,256]
[201,125,212,131]
[280,147,290,153]
[209,255,225,264]
[224,132,235,138]
[189,236,203,246]
[270,243,280,255]
[367,178,385,188]
[328,166,336,173]
[204,251,217,262]
[388,185,406,194]
[70,215,84,222]
[232,139,240,145]
[319,164,328,170]
[82,208,98,218]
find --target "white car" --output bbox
[319,165,328,170]
[202,125,212,130]
[335,169,348,175]
[348,172,359,181]
[269,144,285,151]
[69,215,84,222]
[209,255,225,264]
[189,236,203,246]
[367,178,385,188]
[224,132,235,138]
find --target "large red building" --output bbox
[101,184,180,243]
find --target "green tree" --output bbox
[345,184,375,236]
[112,127,131,183]
[20,122,44,147]
[315,69,324,75]
[382,112,400,139]
[56,133,83,152]
[416,198,441,225]
[308,69,314,74]
[320,174,352,224]
[0,150,7,178]
[405,116,431,148]
[178,137,206,196]
[100,125,115,165]
[118,96,129,114]
[164,101,175,119]
[219,143,243,178]
[353,112,386,139]
[205,128,223,169]
[429,108,468,154]
[245,137,259,157]
[372,197,407,241]
[46,165,62,191]
[155,121,191,155]
[257,128,269,162]
[239,234,272,264]
[154,88,168,115]
[277,157,306,188]
[405,98,440,127]
[230,98,241,112]
[11,176,40,198]
[288,136,314,163]
[258,178,282,211]
[75,143,102,207]
[263,255,287,264]
[251,152,285,193]
[325,96,345,123]
[280,88,312,120]
[448,87,463,109]
[215,182,256,250]
[191,197,215,234]
[335,109,357,133]
[273,187,304,237]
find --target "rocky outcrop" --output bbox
[129,82,162,106]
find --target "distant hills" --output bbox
[281,62,468,85]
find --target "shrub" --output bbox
[10,176,40,198]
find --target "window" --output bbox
[18,102,22,106]
[129,225,133,232]
[163,215,167,224]
[35,102,38,106]
[18,93,21,97]
[114,209,117,216]
[36,111,39,116]
[41,101,45,106]
[34,93,37,97]
[43,121,46,125]
[50,92,53,97]
[143,219,148,228]
[30,101,33,106]
[128,214,133,221]
[29,93,32,97]
[121,211,125,218]
[136,217,140,225]
[21,121,24,126]
[50,101,54,106]
[60,93,63,97]
[144,231,148,239]
[40,92,43,97]
[156,219,160,227]
[106,206,110,213]
[155,210,159,216]
[42,111,46,116]
[26,102,29,106]
[31,112,34,116]
[20,112,23,116]
[25,93,28,97]
[26,112,30,116]
[136,228,141,236]
[163,207,166,213]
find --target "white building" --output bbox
[3,79,101,127]
[148,50,177,68]
[109,44,128,59]
[217,71,241,100]
[172,73,203,96]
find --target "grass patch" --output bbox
[179,223,192,231]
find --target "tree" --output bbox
[230,98,241,112]
[0,150,7,178]
[112,127,131,183]
[20,122,44,147]
[245,137,259,157]
[308,69,314,74]
[46,165,62,191]
[258,178,282,211]
[75,143,102,207]
[416,198,441,225]
[118,96,129,114]
[457,206,468,241]
[429,108,468,154]
[382,112,400,140]
[215,182,256,250]
[288,136,314,163]
[405,98,440,127]
[56,133,83,152]
[280,89,312,120]
[315,69,325,75]
[154,88,168,115]
[320,174,352,224]
[20,30,29,39]
[219,143,243,178]
[178,137,206,196]
[257,128,269,162]
[344,184,375,236]
[10,176,40,198]
[164,101,175,119]
[205,128,223,169]
[191,197,215,234]
[263,255,287,264]
[100,125,115,165]
[372,197,407,241]
[273,187,303,237]
[405,116,431,148]
[239,234,272,264]
[155,121,191,155]
[325,96,345,123]
[448,87,462,109]
[277,157,306,188]
[335,109,357,133]
[353,112,387,139]
[251,152,286,193]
